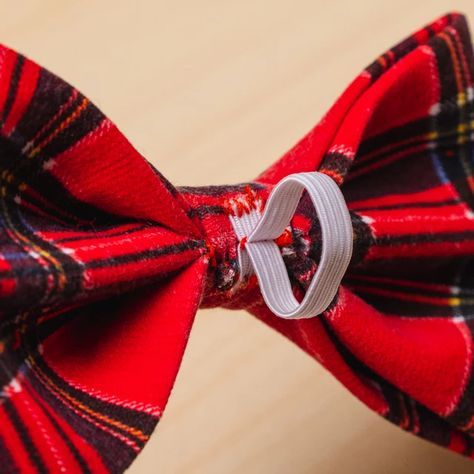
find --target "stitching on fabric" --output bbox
[224,185,264,218]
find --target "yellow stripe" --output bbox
[27,355,149,443]
[28,97,89,159]
[1,198,67,293]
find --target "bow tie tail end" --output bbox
[0,11,473,474]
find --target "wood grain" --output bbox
[2,1,474,472]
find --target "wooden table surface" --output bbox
[3,1,474,472]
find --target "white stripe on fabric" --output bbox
[229,172,353,320]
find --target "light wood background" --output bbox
[3,1,474,472]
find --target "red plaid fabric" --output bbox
[0,11,473,473]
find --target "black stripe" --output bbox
[350,291,458,317]
[24,215,129,233]
[344,152,442,202]
[178,182,264,196]
[0,434,17,473]
[319,152,353,178]
[432,35,460,104]
[345,277,473,299]
[54,224,151,244]
[353,126,468,173]
[85,239,204,269]
[348,256,469,284]
[3,400,48,474]
[351,198,461,212]
[16,187,99,227]
[357,117,431,158]
[415,402,452,447]
[463,434,474,457]
[28,93,84,150]
[376,230,474,246]
[188,205,225,219]
[1,55,25,123]
[0,134,124,224]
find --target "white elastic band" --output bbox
[229,172,353,319]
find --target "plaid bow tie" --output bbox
[0,11,473,473]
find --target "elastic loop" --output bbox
[229,172,353,319]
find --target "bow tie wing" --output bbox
[0,45,208,471]
[251,13,474,456]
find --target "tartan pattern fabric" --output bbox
[0,10,473,472]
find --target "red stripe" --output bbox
[0,255,15,297]
[22,378,108,473]
[0,400,37,473]
[10,388,75,472]
[0,48,18,116]
[448,430,469,455]
[60,227,197,261]
[84,247,203,288]
[364,205,474,236]
[2,59,40,136]
[40,223,143,242]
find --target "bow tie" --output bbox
[0,11,473,472]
